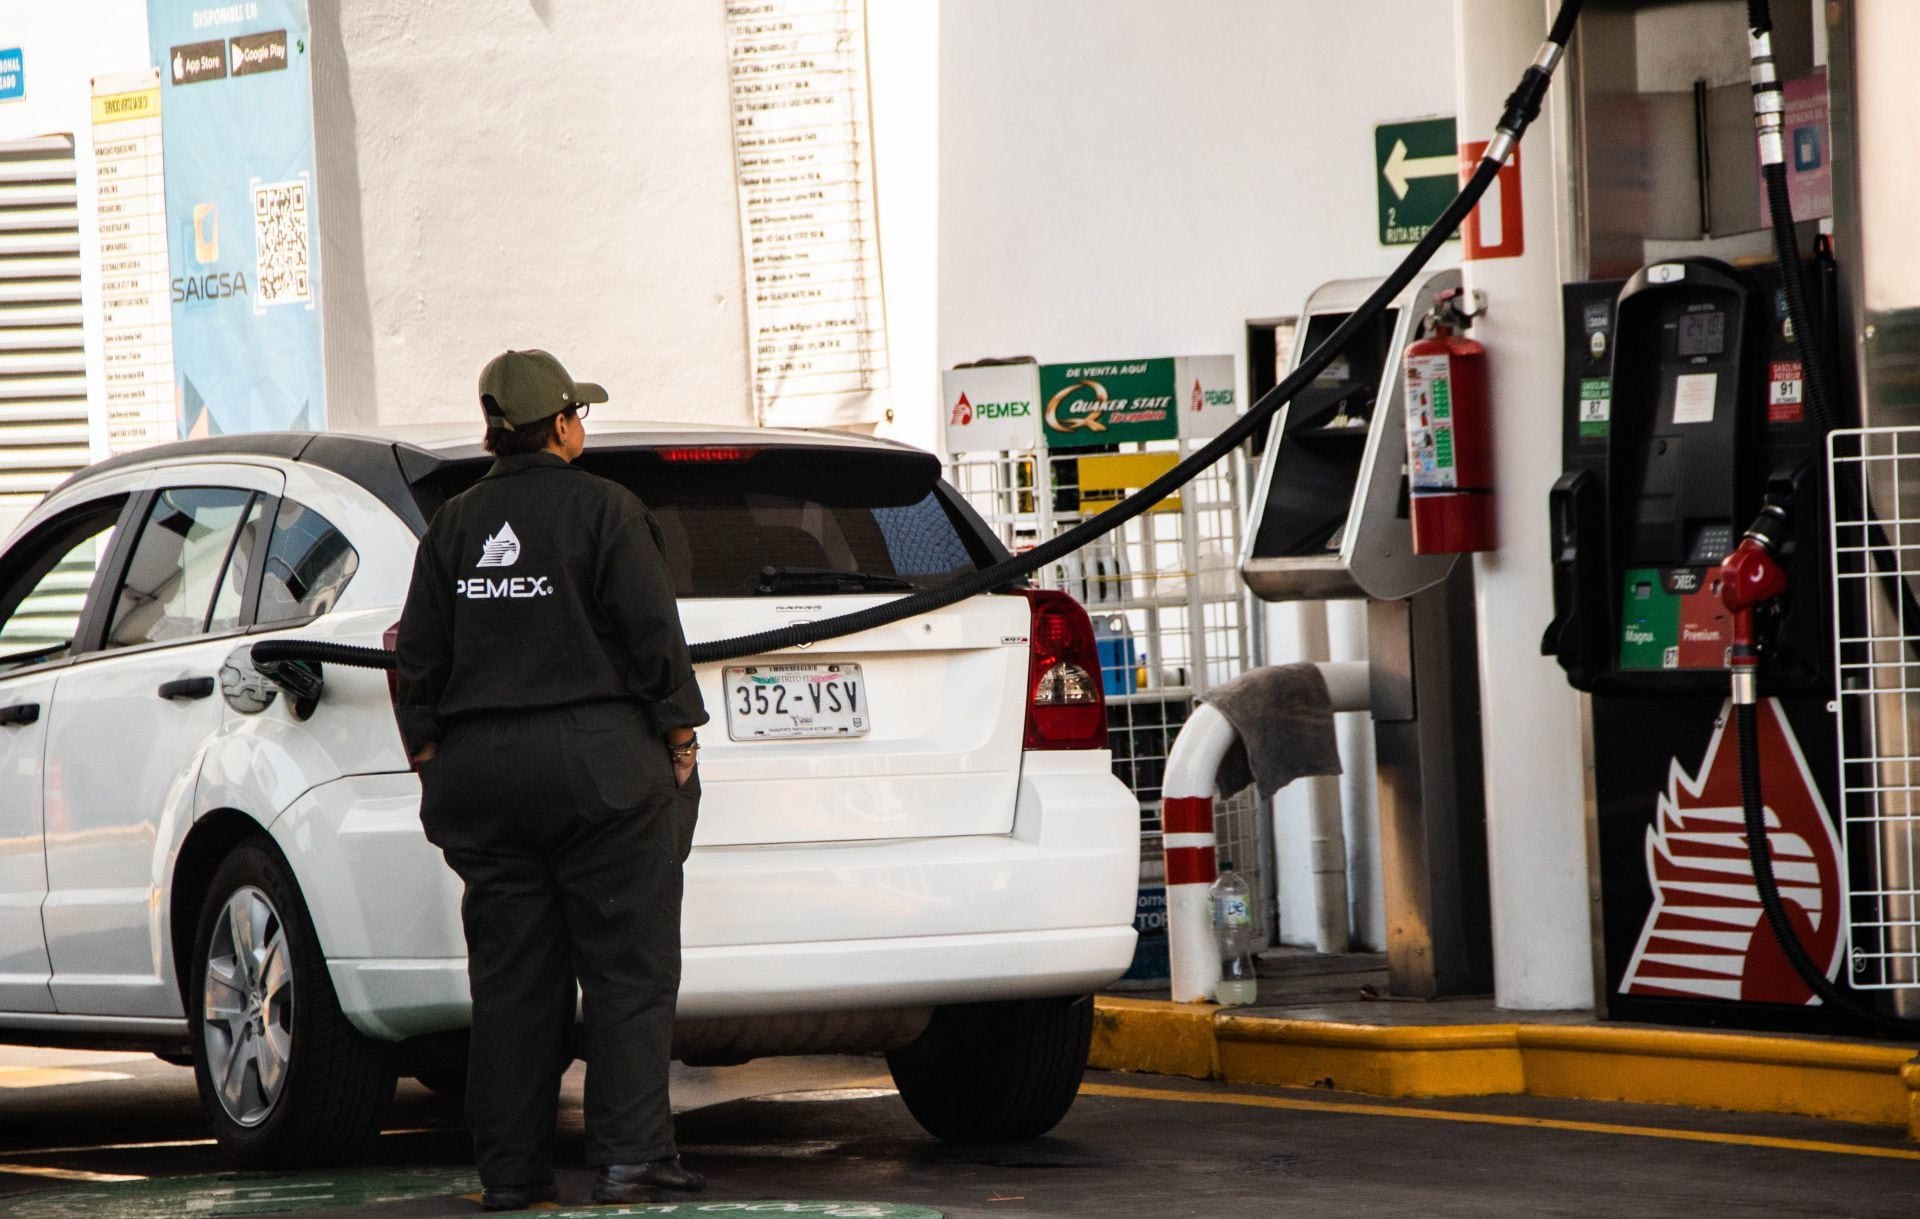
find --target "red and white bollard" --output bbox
[1160,702,1239,1004]
[1160,663,1371,1003]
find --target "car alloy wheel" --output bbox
[201,884,294,1127]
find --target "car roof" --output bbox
[43,425,937,536]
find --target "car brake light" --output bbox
[657,446,760,463]
[1018,588,1108,751]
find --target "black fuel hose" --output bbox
[244,0,1585,673]
[1735,0,1917,1036]
[250,639,396,670]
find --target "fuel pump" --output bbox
[1542,252,1862,1032]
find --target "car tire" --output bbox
[189,838,397,1167]
[885,995,1093,1142]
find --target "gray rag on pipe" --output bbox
[1198,663,1343,800]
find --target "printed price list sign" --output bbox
[726,0,890,428]
[90,71,179,454]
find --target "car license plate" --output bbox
[723,663,869,741]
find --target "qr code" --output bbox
[252,178,311,307]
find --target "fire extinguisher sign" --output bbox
[1405,353,1457,489]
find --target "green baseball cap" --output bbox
[477,349,608,428]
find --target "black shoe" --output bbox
[593,1157,707,1202]
[479,1179,558,1212]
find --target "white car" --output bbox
[0,428,1138,1165]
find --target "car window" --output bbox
[649,490,980,597]
[105,488,254,649]
[257,499,359,624]
[407,446,997,598]
[209,497,268,634]
[0,500,124,672]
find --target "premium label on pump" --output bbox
[1769,360,1806,424]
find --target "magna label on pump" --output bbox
[1404,353,1456,490]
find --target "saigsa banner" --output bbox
[149,0,325,438]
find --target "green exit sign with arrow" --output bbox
[1375,117,1459,246]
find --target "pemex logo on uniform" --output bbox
[476,522,520,568]
[1620,698,1844,1005]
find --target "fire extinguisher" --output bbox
[1401,289,1495,555]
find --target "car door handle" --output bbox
[157,677,216,702]
[0,702,38,727]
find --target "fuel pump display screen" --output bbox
[1676,310,1726,357]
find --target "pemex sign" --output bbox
[945,356,1236,453]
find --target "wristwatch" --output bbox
[668,733,700,761]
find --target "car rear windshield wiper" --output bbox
[756,566,916,594]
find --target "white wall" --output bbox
[315,0,753,432]
[936,0,1458,368]
[935,0,1460,951]
[1457,0,1589,1010]
[868,2,941,453]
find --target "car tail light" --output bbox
[1018,588,1108,751]
[657,446,760,463]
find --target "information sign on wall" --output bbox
[0,49,23,102]
[148,0,325,438]
[1758,75,1831,222]
[91,72,178,454]
[1375,116,1459,246]
[726,0,890,429]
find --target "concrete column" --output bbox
[1452,0,1593,1009]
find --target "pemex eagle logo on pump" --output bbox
[1621,698,1844,1004]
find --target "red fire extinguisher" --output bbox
[1401,289,1495,554]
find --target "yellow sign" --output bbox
[92,87,159,125]
[1077,452,1181,514]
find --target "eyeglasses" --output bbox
[570,403,591,421]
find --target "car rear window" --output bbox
[411,444,1004,598]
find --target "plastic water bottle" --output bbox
[1209,861,1258,1006]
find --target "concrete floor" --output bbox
[0,1046,1914,1216]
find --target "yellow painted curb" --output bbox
[1518,1025,1913,1129]
[1089,997,1920,1136]
[1090,997,1219,1080]
[1216,1017,1525,1097]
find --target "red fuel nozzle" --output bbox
[1717,502,1792,702]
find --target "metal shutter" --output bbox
[0,135,86,519]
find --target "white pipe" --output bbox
[1299,605,1352,955]
[1161,701,1234,1004]
[1161,663,1369,1002]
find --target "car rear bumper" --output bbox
[282,752,1141,1041]
[330,924,1137,1039]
